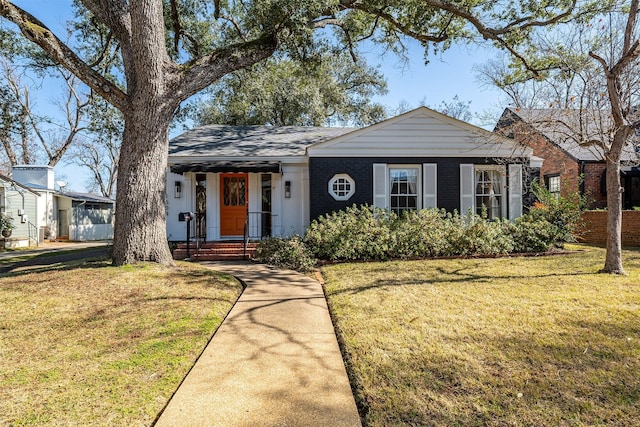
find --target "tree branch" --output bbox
[623,0,639,54]
[173,33,279,104]
[0,1,128,111]
[349,4,449,44]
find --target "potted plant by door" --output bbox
[0,213,16,238]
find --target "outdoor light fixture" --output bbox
[284,181,291,198]
[174,181,182,198]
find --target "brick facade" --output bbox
[580,210,640,246]
[496,113,610,210]
[309,157,521,221]
[582,163,607,208]
[506,121,582,195]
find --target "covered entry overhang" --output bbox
[170,161,281,174]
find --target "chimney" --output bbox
[11,165,55,191]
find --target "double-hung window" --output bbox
[373,163,437,213]
[461,164,512,219]
[475,168,504,219]
[546,175,560,198]
[389,167,420,215]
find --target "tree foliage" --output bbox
[196,48,387,127]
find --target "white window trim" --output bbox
[462,164,512,219]
[388,164,422,212]
[547,175,561,194]
[328,173,355,201]
[474,165,507,219]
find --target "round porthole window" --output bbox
[328,174,355,201]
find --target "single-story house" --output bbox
[8,165,115,243]
[166,107,532,242]
[495,107,640,209]
[0,173,40,247]
[55,191,115,241]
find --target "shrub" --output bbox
[254,236,316,272]
[528,179,587,246]
[304,204,394,261]
[302,203,568,263]
[389,209,453,258]
[0,212,16,232]
[452,215,515,256]
[509,214,556,253]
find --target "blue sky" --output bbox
[8,0,508,191]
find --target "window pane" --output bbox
[475,168,503,219]
[389,167,419,214]
[548,176,560,194]
[224,178,231,206]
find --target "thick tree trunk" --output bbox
[603,155,625,274]
[111,106,174,266]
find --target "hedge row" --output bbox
[255,201,583,271]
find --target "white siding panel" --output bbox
[422,163,437,209]
[460,164,474,215]
[508,164,523,220]
[307,109,528,158]
[166,170,192,241]
[373,163,388,210]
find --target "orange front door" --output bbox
[220,173,248,236]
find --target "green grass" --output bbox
[0,257,243,426]
[322,245,640,426]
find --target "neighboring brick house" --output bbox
[495,107,640,209]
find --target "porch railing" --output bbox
[28,221,38,247]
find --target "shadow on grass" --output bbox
[327,266,599,296]
[0,248,111,277]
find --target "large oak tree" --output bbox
[1,0,584,265]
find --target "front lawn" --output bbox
[0,257,243,425]
[322,245,640,426]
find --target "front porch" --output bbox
[167,163,309,243]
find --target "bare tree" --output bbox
[67,96,122,197]
[483,1,640,274]
[431,95,473,122]
[0,59,89,167]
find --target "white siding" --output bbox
[166,170,194,241]
[279,164,308,236]
[2,187,38,240]
[308,109,529,158]
[69,224,113,241]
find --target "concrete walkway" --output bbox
[155,262,361,427]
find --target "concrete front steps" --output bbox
[173,241,258,261]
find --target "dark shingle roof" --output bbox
[502,108,639,162]
[169,125,357,157]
